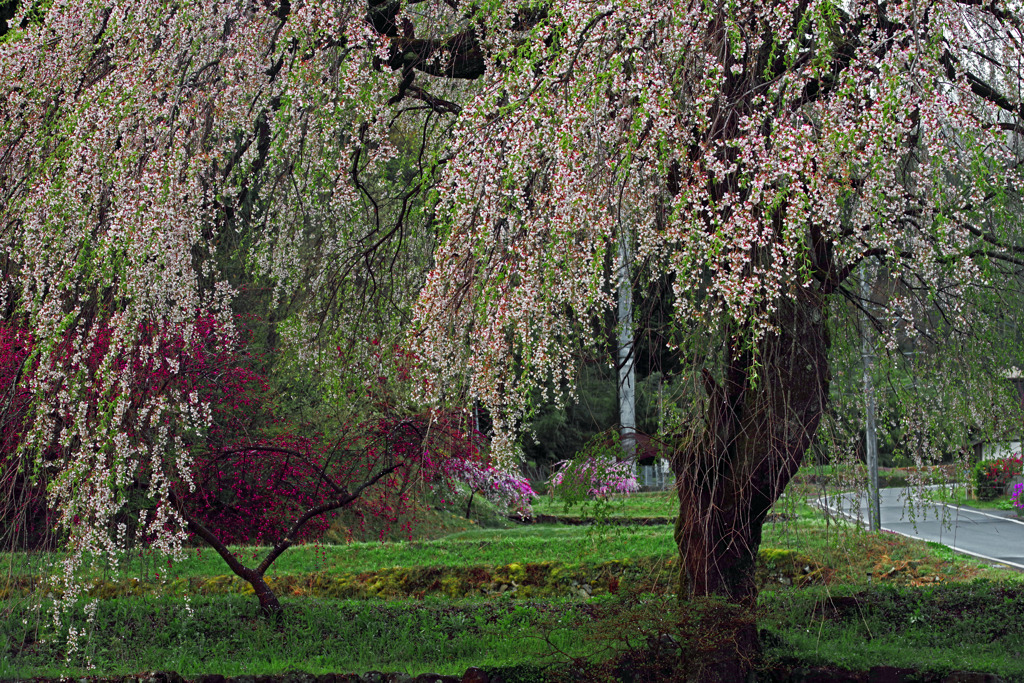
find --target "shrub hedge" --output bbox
[972,455,1023,501]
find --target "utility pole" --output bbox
[617,227,636,459]
[861,264,881,531]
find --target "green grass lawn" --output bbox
[2,524,678,582]
[9,583,1024,682]
[1,592,603,680]
[916,484,1021,513]
[759,581,1024,678]
[4,489,1024,681]
[4,498,1018,587]
[531,490,678,518]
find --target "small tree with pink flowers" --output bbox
[437,442,537,520]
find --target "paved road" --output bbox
[812,487,1024,570]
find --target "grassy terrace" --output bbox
[8,491,1016,585]
[531,491,681,518]
[2,525,677,582]
[4,484,1024,680]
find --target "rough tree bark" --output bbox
[672,286,830,680]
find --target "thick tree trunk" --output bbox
[671,287,830,680]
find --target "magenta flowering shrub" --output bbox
[1012,481,1024,511]
[0,321,52,549]
[187,433,347,547]
[412,412,536,517]
[184,344,515,544]
[547,431,642,503]
[2,314,501,549]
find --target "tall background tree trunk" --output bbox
[671,286,830,680]
[617,227,636,458]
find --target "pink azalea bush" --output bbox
[1,315,521,548]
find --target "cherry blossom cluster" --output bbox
[0,0,422,645]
